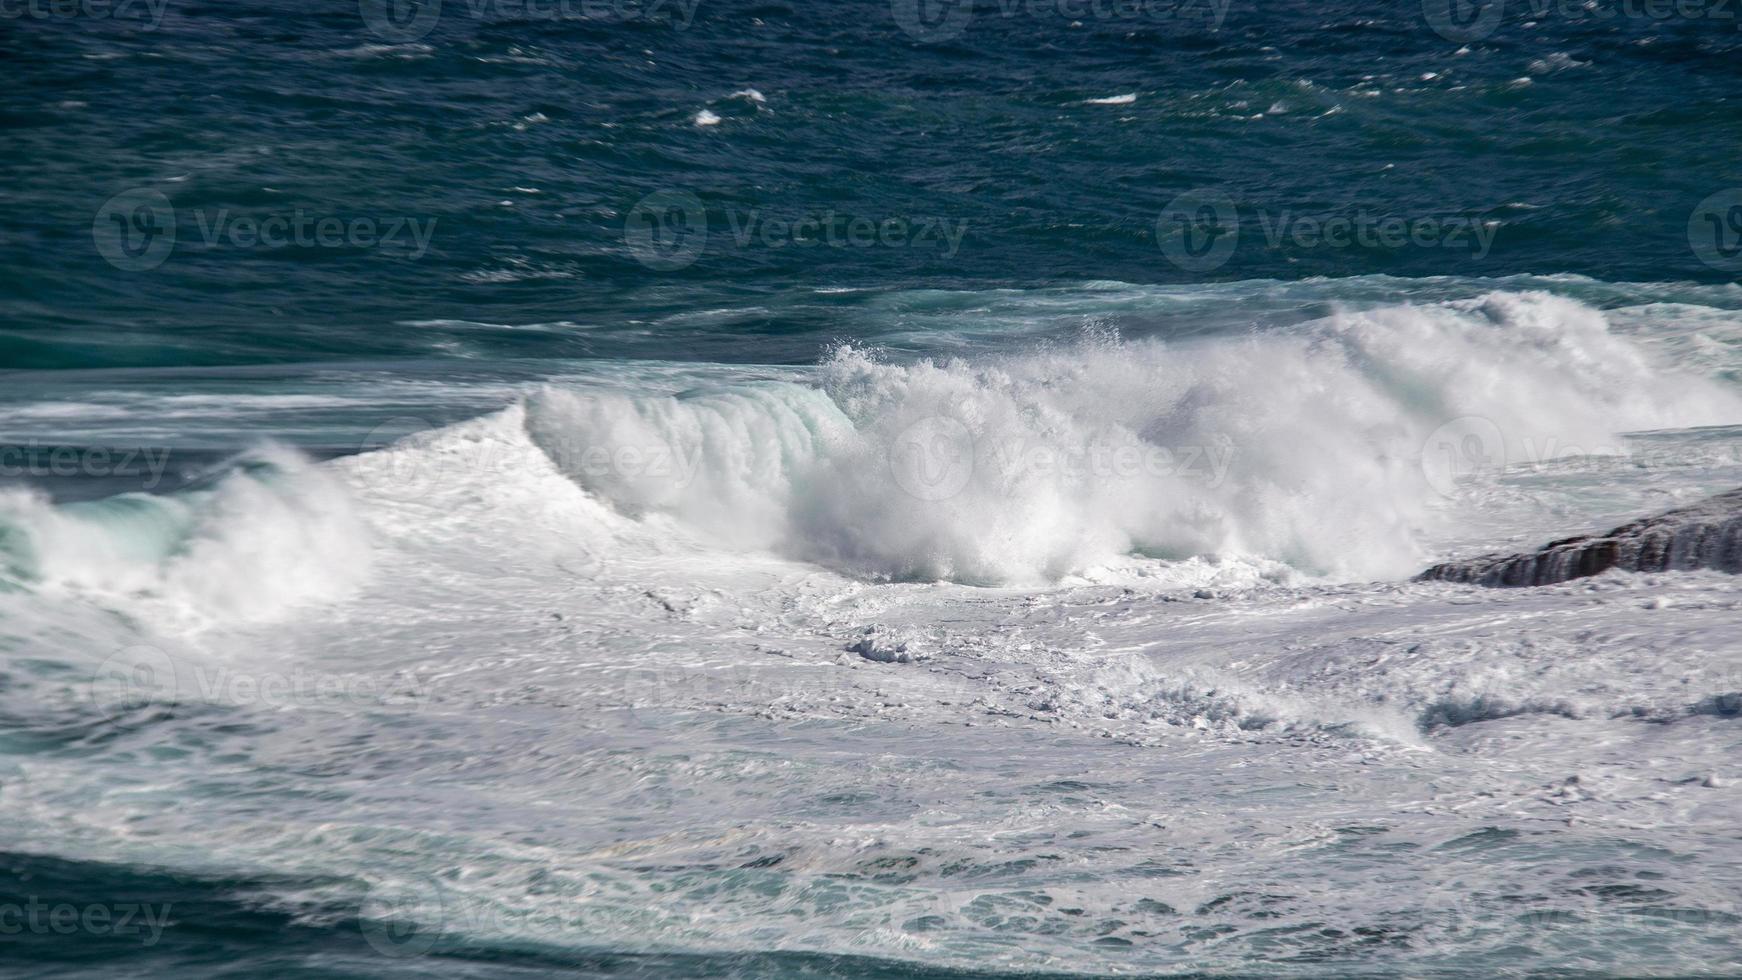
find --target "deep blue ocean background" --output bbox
[4,0,1742,374]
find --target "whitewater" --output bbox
[6,279,1742,974]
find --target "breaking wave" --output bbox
[522,292,1742,584]
[0,445,369,624]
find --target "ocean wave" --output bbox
[0,445,369,624]
[515,291,1740,584]
[4,290,1730,605]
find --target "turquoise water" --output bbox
[8,2,1742,978]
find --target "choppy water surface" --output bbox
[5,0,1742,976]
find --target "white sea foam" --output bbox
[8,283,1742,978]
[518,292,1740,584]
[0,445,369,624]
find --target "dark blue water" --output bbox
[4,0,1741,374]
[4,853,1182,980]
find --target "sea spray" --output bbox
[518,292,1741,584]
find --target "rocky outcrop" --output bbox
[1418,488,1742,587]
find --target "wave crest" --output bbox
[0,445,370,623]
[516,292,1737,584]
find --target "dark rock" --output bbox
[1418,488,1742,587]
